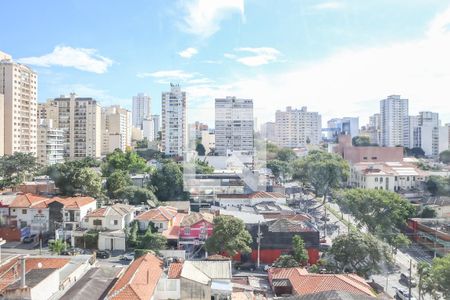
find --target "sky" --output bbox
[2,0,450,128]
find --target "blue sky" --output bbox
[2,0,450,126]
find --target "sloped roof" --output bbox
[106,253,163,300]
[217,192,286,199]
[168,262,183,279]
[268,218,315,233]
[268,268,375,298]
[8,193,50,208]
[135,206,177,222]
[162,213,186,239]
[188,260,232,280]
[180,212,214,227]
[51,196,96,209]
[86,204,135,218]
[281,290,375,300]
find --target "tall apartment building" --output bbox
[132,93,151,129]
[0,51,38,155]
[42,93,102,159]
[367,113,381,145]
[37,119,64,165]
[275,106,322,148]
[101,105,132,154]
[260,122,276,142]
[409,111,441,157]
[327,117,359,140]
[161,84,186,156]
[152,114,160,140]
[380,95,409,147]
[215,97,254,156]
[0,93,4,156]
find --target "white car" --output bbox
[395,288,417,300]
[120,253,135,262]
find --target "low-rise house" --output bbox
[162,260,232,300]
[135,206,178,232]
[179,212,214,255]
[216,192,287,207]
[8,193,51,235]
[164,201,191,214]
[105,253,163,300]
[268,267,375,298]
[82,203,136,231]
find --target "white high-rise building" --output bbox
[43,93,102,159]
[37,119,64,166]
[161,84,186,156]
[0,93,4,156]
[438,125,449,154]
[275,106,322,148]
[367,113,381,145]
[152,114,160,140]
[0,51,38,155]
[380,95,409,147]
[101,105,132,154]
[142,117,154,141]
[215,97,254,156]
[327,117,359,140]
[132,93,151,129]
[410,111,441,157]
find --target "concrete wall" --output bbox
[155,278,181,300]
[98,233,126,251]
[180,278,210,300]
[30,269,60,300]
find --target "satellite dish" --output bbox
[37,263,42,269]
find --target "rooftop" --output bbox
[353,162,426,177]
[180,212,214,227]
[135,206,177,222]
[86,203,135,218]
[217,191,286,199]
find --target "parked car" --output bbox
[96,250,110,259]
[235,262,257,271]
[320,216,330,222]
[22,234,37,244]
[395,288,417,300]
[400,273,417,287]
[120,253,135,261]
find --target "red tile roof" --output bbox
[167,262,183,279]
[85,204,134,218]
[180,212,214,227]
[106,253,163,300]
[162,213,186,239]
[268,268,375,298]
[217,192,286,199]
[8,194,51,208]
[135,206,177,222]
[52,196,96,209]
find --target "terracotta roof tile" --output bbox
[135,206,177,222]
[9,194,51,208]
[162,213,186,239]
[217,192,286,199]
[107,253,163,300]
[180,212,214,227]
[52,196,96,209]
[168,262,183,279]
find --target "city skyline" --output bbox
[2,1,450,126]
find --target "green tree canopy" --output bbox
[205,216,252,257]
[0,152,39,188]
[49,239,66,254]
[266,160,291,180]
[352,136,372,147]
[328,231,392,277]
[102,149,149,176]
[440,150,450,164]
[292,150,349,201]
[139,230,167,251]
[272,255,300,268]
[420,206,437,218]
[115,186,157,205]
[195,159,214,174]
[430,254,450,298]
[150,161,187,201]
[105,170,132,199]
[426,176,450,197]
[405,147,426,158]
[196,143,206,156]
[276,148,297,162]
[292,235,309,265]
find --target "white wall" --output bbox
[98,234,126,251]
[30,269,60,300]
[155,278,181,300]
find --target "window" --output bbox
[22,209,27,214]
[184,226,191,235]
[114,220,118,225]
[93,219,102,226]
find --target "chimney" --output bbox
[19,256,26,288]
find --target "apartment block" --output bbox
[275,106,321,148]
[37,119,64,165]
[380,95,409,147]
[327,117,359,140]
[161,84,186,156]
[215,97,254,156]
[260,122,276,142]
[44,93,102,159]
[0,93,4,156]
[132,93,151,129]
[101,105,132,154]
[0,51,38,155]
[408,111,442,157]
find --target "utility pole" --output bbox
[409,259,412,300]
[257,221,262,269]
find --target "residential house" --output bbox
[164,201,191,214]
[179,212,214,255]
[8,193,51,235]
[105,253,163,300]
[162,260,232,300]
[82,203,136,231]
[216,192,287,207]
[268,267,375,298]
[135,206,178,232]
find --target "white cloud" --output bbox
[187,6,450,126]
[17,46,113,74]
[179,0,244,38]
[178,47,198,58]
[311,1,344,10]
[225,47,281,66]
[137,70,196,80]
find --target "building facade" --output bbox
[161,84,186,156]
[215,97,254,156]
[132,93,151,129]
[0,51,38,155]
[101,105,132,154]
[37,119,64,166]
[380,95,409,147]
[326,117,359,141]
[0,93,4,156]
[275,106,321,148]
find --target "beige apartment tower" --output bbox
[0,93,4,156]
[0,51,38,155]
[101,105,132,154]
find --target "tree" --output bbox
[426,176,450,197]
[0,152,38,188]
[277,148,297,162]
[49,239,66,254]
[135,138,149,149]
[328,231,392,277]
[390,233,411,252]
[292,151,349,204]
[128,221,139,247]
[338,189,415,244]
[440,150,450,164]
[273,255,300,268]
[195,159,214,174]
[417,262,432,300]
[115,186,157,205]
[150,161,187,201]
[429,254,450,298]
[352,136,371,147]
[102,149,149,176]
[292,235,309,265]
[106,170,132,198]
[266,160,290,181]
[420,206,437,218]
[74,168,103,198]
[205,216,252,257]
[196,143,206,156]
[405,147,426,158]
[139,231,167,251]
